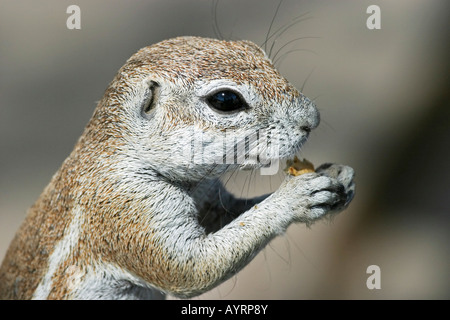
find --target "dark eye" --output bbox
[206,90,249,113]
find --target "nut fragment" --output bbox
[285,156,315,176]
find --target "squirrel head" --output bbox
[82,36,319,183]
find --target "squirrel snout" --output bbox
[304,108,320,132]
[297,97,320,134]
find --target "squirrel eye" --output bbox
[206,90,248,112]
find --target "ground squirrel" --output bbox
[0,36,355,299]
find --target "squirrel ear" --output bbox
[142,81,160,119]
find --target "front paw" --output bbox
[276,163,355,224]
[316,163,355,210]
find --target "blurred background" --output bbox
[0,0,448,299]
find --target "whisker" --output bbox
[260,12,311,50]
[268,240,290,265]
[264,0,284,53]
[285,235,292,269]
[217,185,237,215]
[190,162,221,194]
[285,231,321,271]
[248,168,258,199]
[311,93,325,102]
[211,0,224,40]
[241,169,253,205]
[273,48,319,67]
[268,39,277,61]
[271,36,321,62]
[271,15,313,46]
[301,66,316,93]
[221,166,240,194]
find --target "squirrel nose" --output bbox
[300,125,312,133]
[299,97,320,133]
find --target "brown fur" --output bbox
[0,35,353,300]
[0,37,299,299]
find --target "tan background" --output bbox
[0,0,448,299]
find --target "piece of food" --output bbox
[285,156,315,176]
